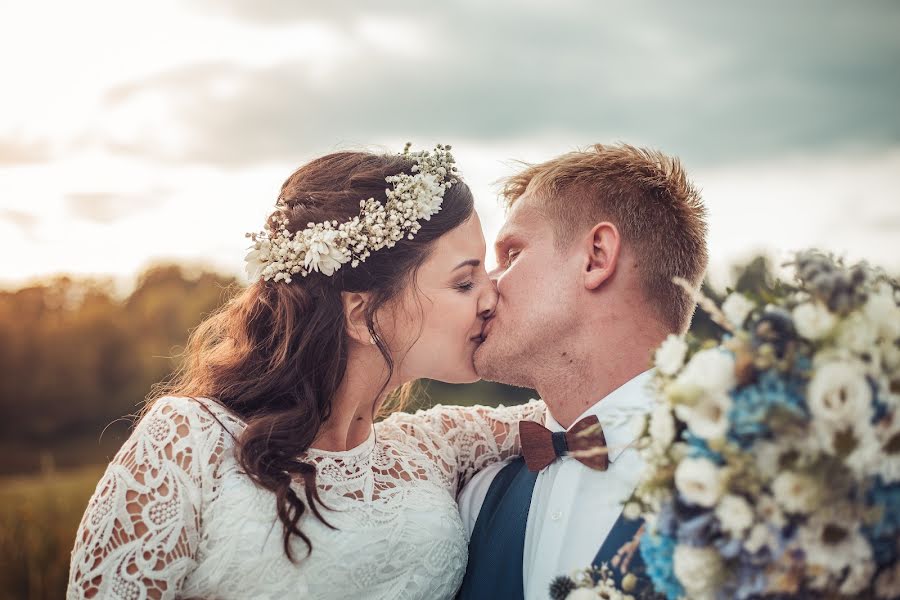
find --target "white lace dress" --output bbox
[67,395,545,600]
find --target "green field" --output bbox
[0,467,104,600]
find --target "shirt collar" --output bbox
[544,369,655,463]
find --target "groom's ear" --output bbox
[341,291,374,346]
[582,221,621,291]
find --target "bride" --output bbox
[66,145,546,599]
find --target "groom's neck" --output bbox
[534,331,661,429]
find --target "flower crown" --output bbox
[245,144,458,283]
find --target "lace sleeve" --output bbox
[382,399,545,493]
[67,396,230,600]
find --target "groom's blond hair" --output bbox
[501,143,708,333]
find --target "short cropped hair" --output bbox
[501,143,708,333]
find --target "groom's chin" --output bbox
[472,341,506,384]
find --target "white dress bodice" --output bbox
[67,395,545,600]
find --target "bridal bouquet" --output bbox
[559,251,900,600]
[626,250,900,599]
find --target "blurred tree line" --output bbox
[0,257,775,476]
[0,266,238,474]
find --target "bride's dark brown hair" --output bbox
[149,150,474,561]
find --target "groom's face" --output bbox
[473,193,580,387]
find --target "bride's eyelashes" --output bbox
[454,280,476,293]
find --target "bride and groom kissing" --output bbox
[67,142,708,599]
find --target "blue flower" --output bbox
[718,559,768,600]
[682,431,724,464]
[654,501,678,538]
[638,531,684,600]
[728,369,807,448]
[713,536,744,560]
[676,510,719,547]
[864,477,900,566]
[870,377,890,423]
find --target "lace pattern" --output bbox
[67,396,545,600]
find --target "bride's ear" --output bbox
[582,221,621,290]
[342,291,375,346]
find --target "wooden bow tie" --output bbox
[519,415,609,472]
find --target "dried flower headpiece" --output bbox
[245,144,458,283]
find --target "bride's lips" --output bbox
[470,318,494,344]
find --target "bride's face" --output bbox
[385,212,497,384]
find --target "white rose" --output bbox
[648,403,676,449]
[744,523,771,554]
[864,283,900,341]
[722,292,755,328]
[837,312,879,355]
[674,390,732,441]
[676,349,737,394]
[882,339,900,373]
[655,334,688,376]
[862,417,900,483]
[841,558,876,595]
[756,493,787,529]
[752,441,782,479]
[673,545,723,597]
[675,457,724,508]
[792,302,837,340]
[623,502,642,521]
[715,494,754,538]
[772,471,822,514]
[807,362,873,449]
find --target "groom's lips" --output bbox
[479,318,495,340]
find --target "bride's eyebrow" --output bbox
[452,259,480,271]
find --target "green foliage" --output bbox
[0,265,239,473]
[0,467,104,600]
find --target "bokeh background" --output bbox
[1,1,898,598]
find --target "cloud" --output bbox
[66,190,168,224]
[97,1,900,169]
[0,209,40,237]
[0,136,54,165]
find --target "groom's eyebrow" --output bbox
[453,259,480,271]
[494,231,518,253]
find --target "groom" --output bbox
[458,144,708,600]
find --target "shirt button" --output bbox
[551,511,562,521]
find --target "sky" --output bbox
[1,0,899,291]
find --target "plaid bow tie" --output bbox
[519,415,609,472]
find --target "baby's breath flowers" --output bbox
[245,144,458,283]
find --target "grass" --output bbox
[0,466,104,600]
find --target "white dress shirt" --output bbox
[458,370,655,600]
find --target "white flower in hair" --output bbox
[245,144,459,283]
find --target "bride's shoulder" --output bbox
[140,395,246,443]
